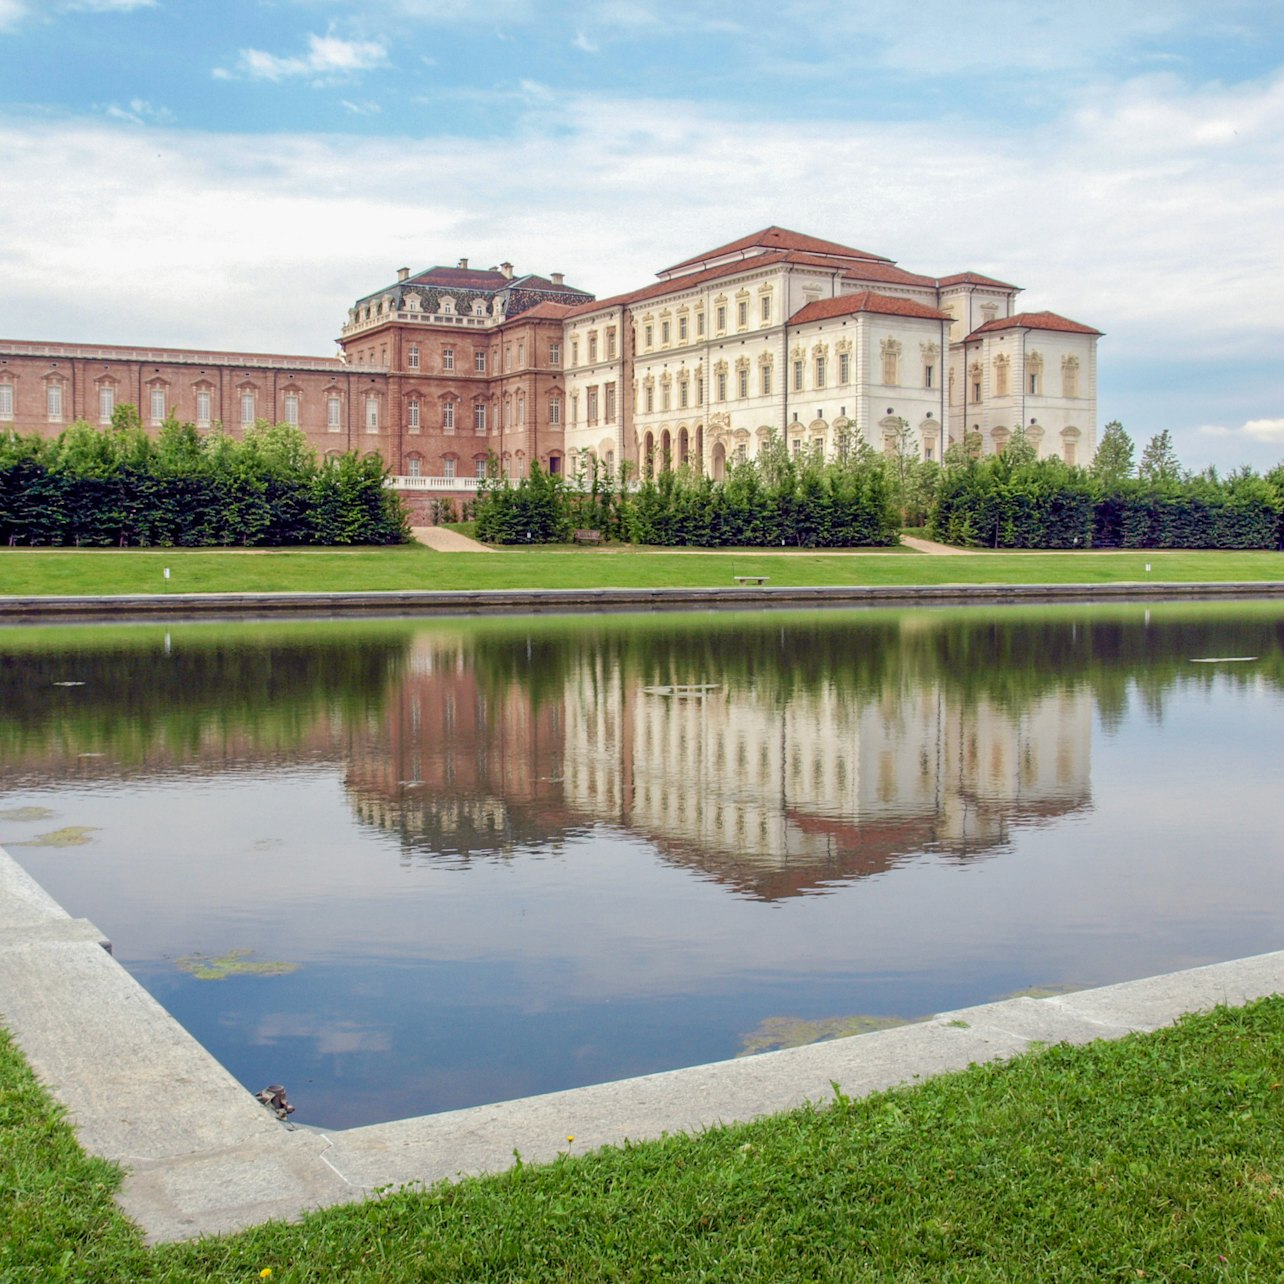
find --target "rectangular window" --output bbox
[738,368,748,399]
[443,458,456,480]
[644,325,653,348]
[284,393,299,426]
[98,386,114,424]
[588,334,598,363]
[661,384,671,412]
[442,347,454,371]
[716,305,726,331]
[679,315,688,342]
[645,385,654,413]
[760,366,771,396]
[327,395,341,431]
[605,384,616,422]
[48,383,65,419]
[475,458,487,479]
[408,399,420,430]
[408,345,421,369]
[366,396,379,431]
[475,404,486,431]
[679,380,689,409]
[972,378,982,401]
[815,357,827,389]
[1029,372,1039,395]
[197,390,213,427]
[661,320,670,344]
[475,350,487,373]
[737,300,748,327]
[549,342,561,368]
[504,346,512,371]
[697,312,705,337]
[239,392,254,426]
[146,389,163,422]
[570,341,578,366]
[549,397,561,425]
[696,377,704,405]
[587,387,599,423]
[444,402,455,432]
[717,372,727,401]
[0,384,12,421]
[407,457,421,478]
[516,397,525,425]
[760,295,771,322]
[517,342,524,366]
[839,352,851,384]
[793,361,804,392]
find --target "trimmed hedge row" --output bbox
[474,456,900,548]
[931,458,1284,550]
[0,417,408,547]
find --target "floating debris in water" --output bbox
[176,949,299,981]
[642,684,721,699]
[12,826,98,848]
[52,681,86,687]
[0,806,56,822]
[1189,656,1257,664]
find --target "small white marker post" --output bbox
[163,567,171,584]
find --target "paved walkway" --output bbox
[900,535,969,556]
[411,526,492,552]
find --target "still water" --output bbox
[2,603,1283,1129]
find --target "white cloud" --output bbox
[572,31,598,53]
[0,0,25,29]
[1242,418,1284,442]
[102,98,174,125]
[340,99,382,116]
[220,31,388,83]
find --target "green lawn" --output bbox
[3,543,1284,596]
[5,1000,1284,1280]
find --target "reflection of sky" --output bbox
[4,646,1284,1128]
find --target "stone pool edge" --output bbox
[3,579,1284,620]
[4,843,1284,1244]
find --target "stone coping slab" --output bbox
[1,580,1283,621]
[2,841,1282,1243]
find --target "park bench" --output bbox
[733,575,770,586]
[573,529,604,545]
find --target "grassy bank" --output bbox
[3,543,1284,596]
[5,999,1284,1280]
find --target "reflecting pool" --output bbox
[2,602,1283,1128]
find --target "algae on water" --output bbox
[176,949,298,981]
[0,807,56,822]
[739,1013,912,1055]
[12,826,98,848]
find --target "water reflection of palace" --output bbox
[348,633,1092,899]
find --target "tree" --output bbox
[1003,426,1038,469]
[1138,430,1183,485]
[1091,420,1135,486]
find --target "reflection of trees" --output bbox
[0,623,411,777]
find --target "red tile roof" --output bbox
[840,260,939,288]
[970,310,1102,337]
[564,251,795,316]
[937,271,1020,290]
[405,266,511,291]
[517,301,577,320]
[658,226,894,276]
[790,292,952,326]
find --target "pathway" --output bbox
[411,526,493,552]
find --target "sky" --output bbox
[1,0,1282,472]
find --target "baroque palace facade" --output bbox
[0,227,1100,517]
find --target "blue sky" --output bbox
[1,0,1282,471]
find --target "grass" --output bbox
[3,542,1284,597]
[5,999,1284,1280]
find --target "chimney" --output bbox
[500,261,513,280]
[397,267,409,282]
[551,272,565,287]
[458,257,469,270]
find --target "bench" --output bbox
[733,575,770,586]
[573,529,603,545]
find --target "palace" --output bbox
[0,227,1100,520]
